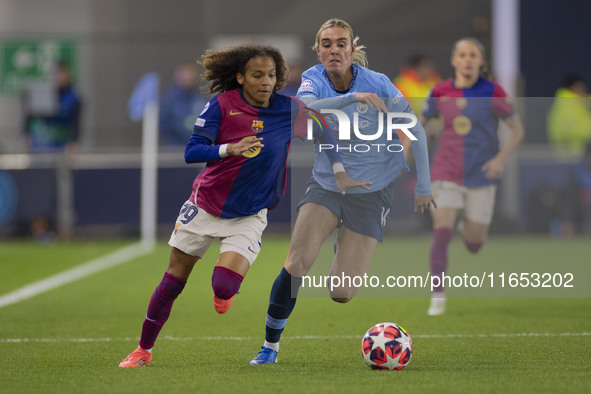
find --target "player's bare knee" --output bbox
[289,249,317,275]
[329,287,356,302]
[167,248,198,280]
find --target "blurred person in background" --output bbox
[24,61,81,153]
[119,44,364,368]
[421,38,524,316]
[393,53,440,118]
[547,73,591,155]
[159,63,208,147]
[574,142,591,234]
[23,60,81,241]
[564,142,591,234]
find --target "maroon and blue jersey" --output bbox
[189,89,309,219]
[423,77,514,186]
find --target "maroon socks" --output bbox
[138,266,244,350]
[430,228,453,292]
[139,272,186,350]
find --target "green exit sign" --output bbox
[0,39,77,95]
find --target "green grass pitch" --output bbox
[0,235,589,393]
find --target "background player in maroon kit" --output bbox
[119,44,367,368]
[421,38,524,315]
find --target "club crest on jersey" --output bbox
[453,115,472,135]
[356,103,369,113]
[240,136,261,158]
[251,120,264,133]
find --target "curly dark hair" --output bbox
[199,44,288,94]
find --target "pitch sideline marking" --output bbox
[1,332,589,343]
[0,242,151,309]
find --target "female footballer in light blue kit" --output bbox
[118,44,366,368]
[250,18,436,365]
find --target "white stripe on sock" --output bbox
[263,340,279,352]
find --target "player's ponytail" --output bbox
[351,38,368,68]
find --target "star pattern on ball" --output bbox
[362,323,413,370]
[371,328,388,352]
[395,333,412,350]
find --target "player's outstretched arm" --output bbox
[300,92,388,113]
[353,93,388,112]
[184,135,263,163]
[408,115,433,195]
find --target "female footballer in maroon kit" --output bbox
[119,45,368,368]
[422,38,524,315]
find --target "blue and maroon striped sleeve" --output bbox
[491,83,515,119]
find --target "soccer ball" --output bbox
[361,322,413,370]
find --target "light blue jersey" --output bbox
[296,64,432,195]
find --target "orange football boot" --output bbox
[118,347,152,368]
[213,295,234,314]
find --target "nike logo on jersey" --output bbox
[229,110,243,115]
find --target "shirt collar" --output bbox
[323,64,358,94]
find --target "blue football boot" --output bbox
[249,346,278,365]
